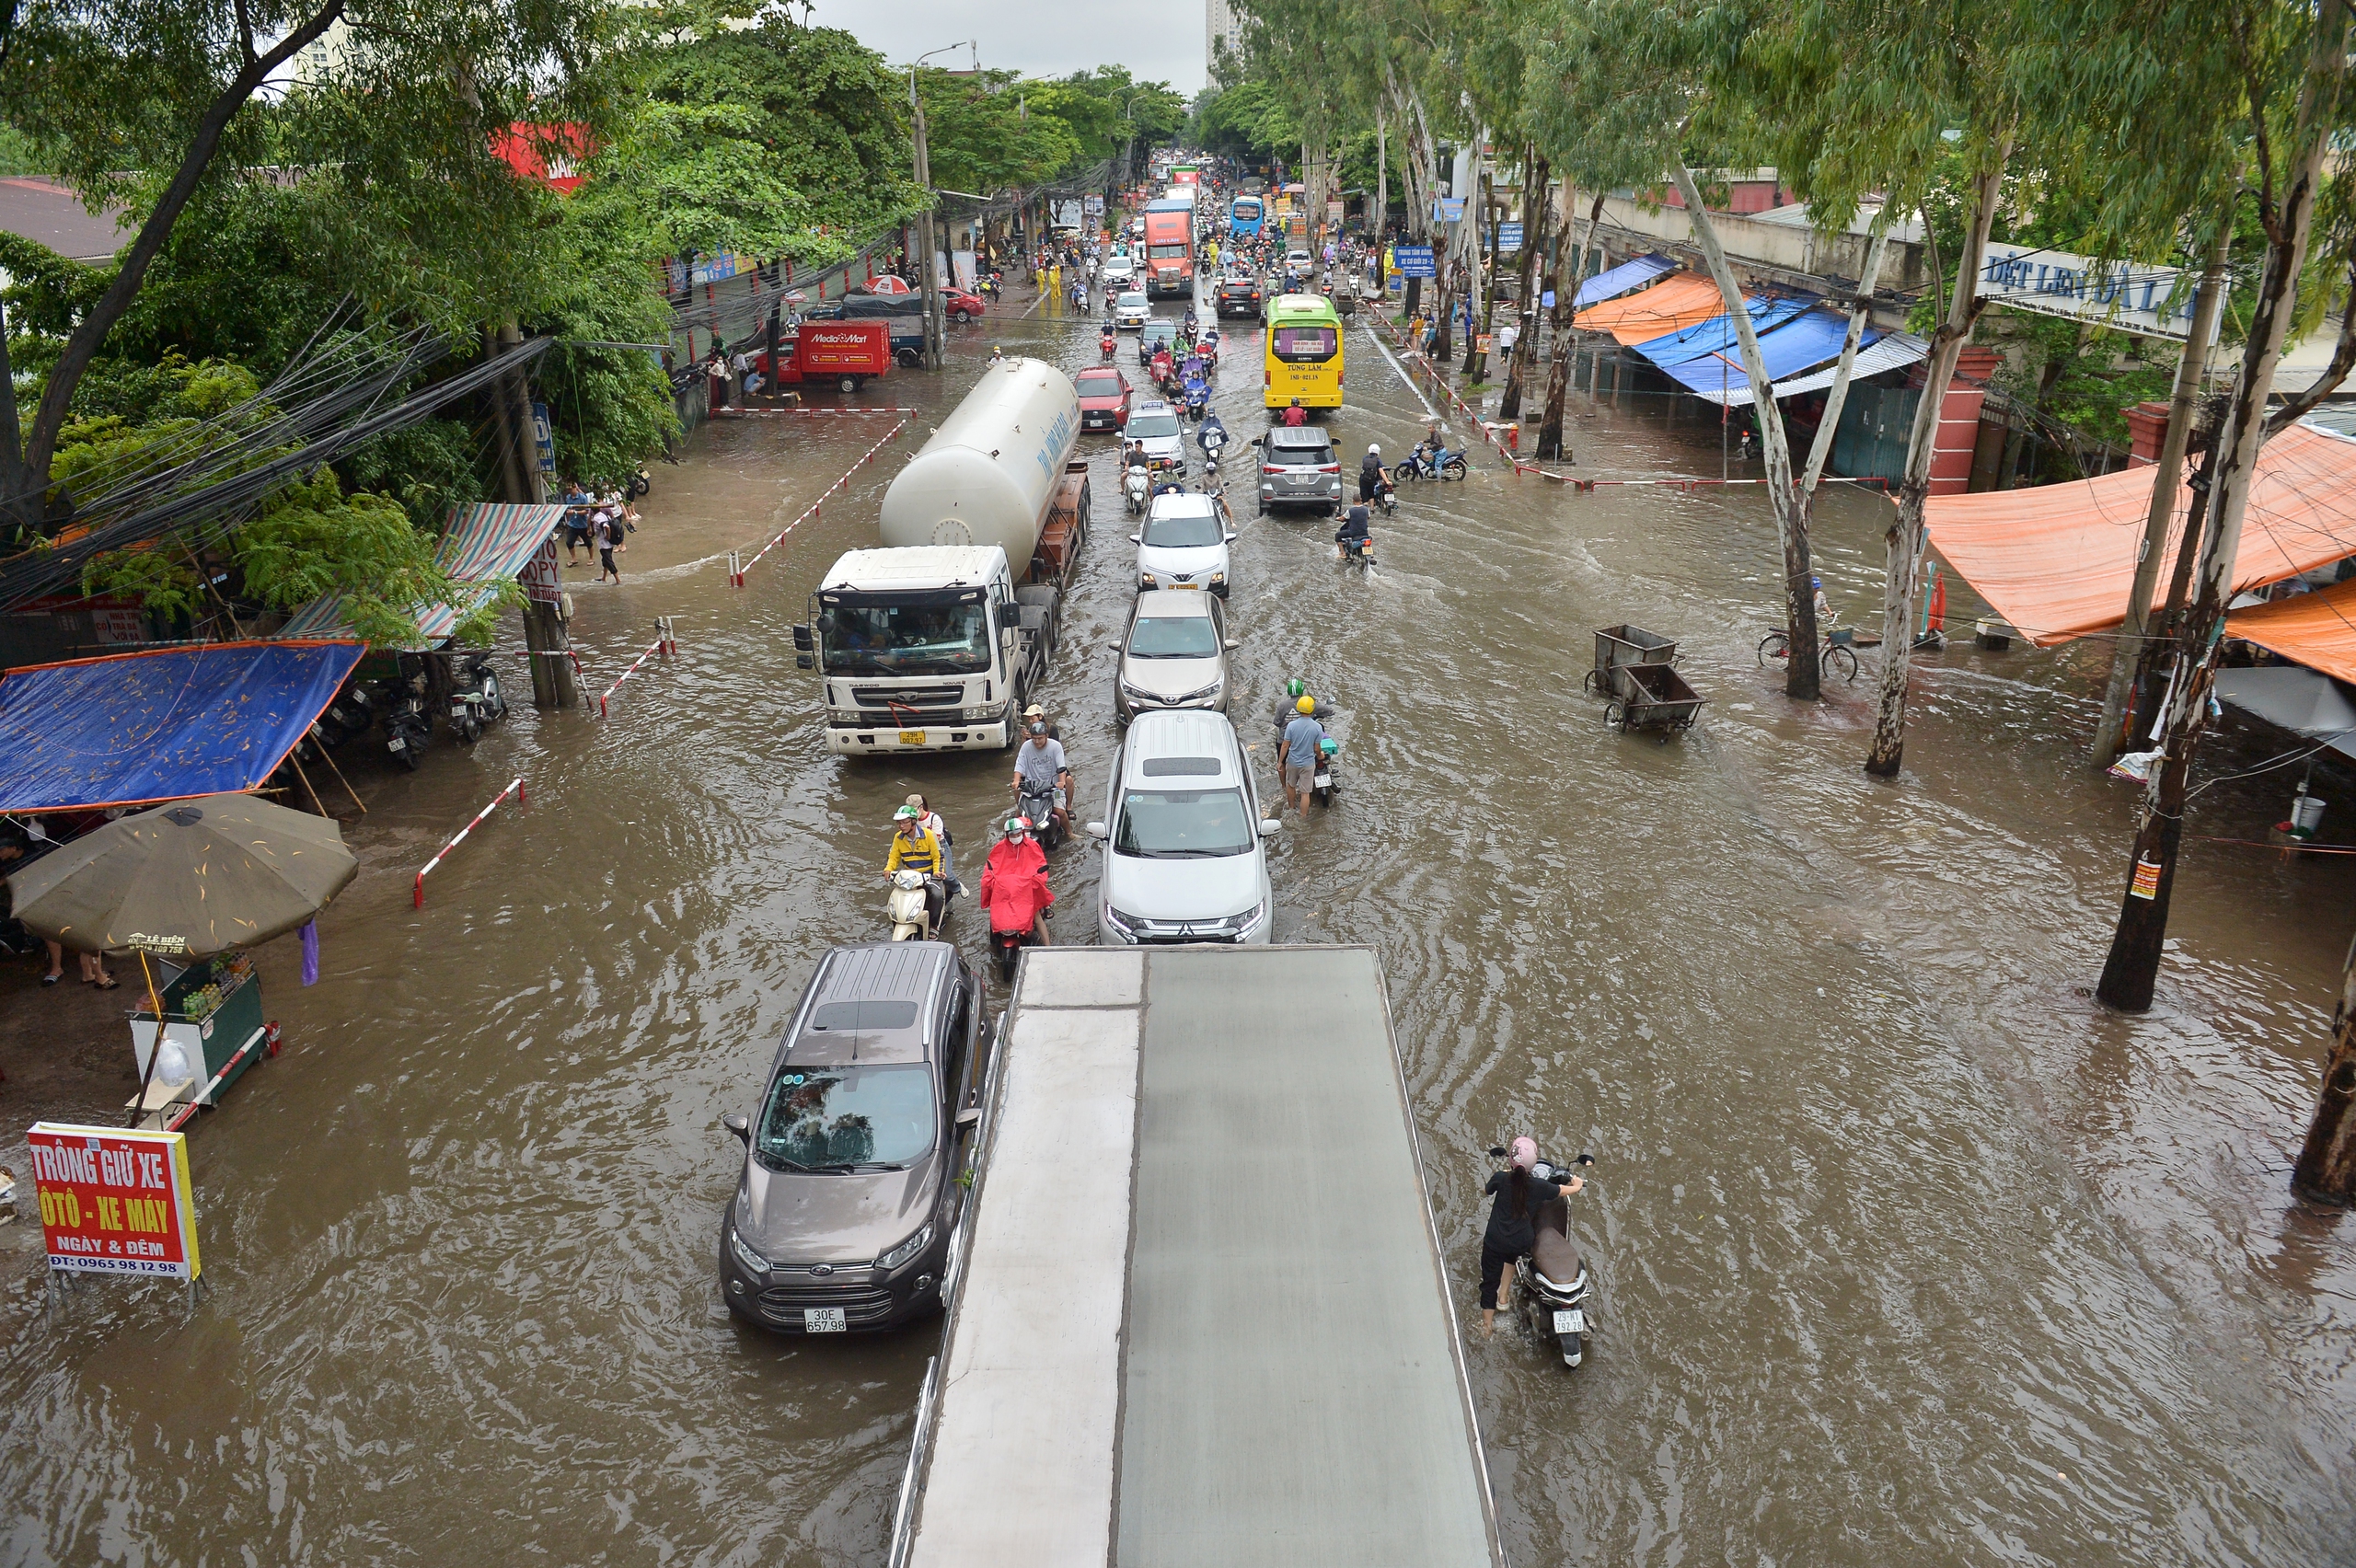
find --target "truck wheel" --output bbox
[897,348,921,368]
[840,375,858,394]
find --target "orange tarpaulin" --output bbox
[1922,421,2356,646]
[2225,578,2356,684]
[1574,273,1727,346]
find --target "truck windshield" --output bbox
[756,1064,936,1171]
[823,601,991,675]
[1114,789,1254,858]
[1149,243,1189,259]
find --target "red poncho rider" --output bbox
[979,817,1053,941]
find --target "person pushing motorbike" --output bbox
[1479,1136,1584,1335]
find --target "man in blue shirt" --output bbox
[1278,695,1326,814]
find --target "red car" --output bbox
[1074,365,1134,432]
[941,287,987,323]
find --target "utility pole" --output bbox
[491,325,576,710]
[2293,933,2356,1204]
[908,42,974,373]
[2090,224,2232,769]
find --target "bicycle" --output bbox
[1757,627,1861,682]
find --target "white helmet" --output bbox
[1368,443,1380,455]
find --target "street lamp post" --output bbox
[909,41,976,373]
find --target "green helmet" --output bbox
[1284,678,1308,698]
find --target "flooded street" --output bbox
[6,290,2354,1567]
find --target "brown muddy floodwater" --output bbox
[4,291,2353,1568]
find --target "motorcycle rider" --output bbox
[905,792,958,898]
[1480,1136,1583,1336]
[989,344,1006,363]
[1279,397,1308,428]
[980,816,1054,946]
[884,804,948,934]
[1278,695,1327,814]
[1334,502,1374,561]
[1358,443,1391,504]
[1011,721,1072,838]
[1197,409,1230,463]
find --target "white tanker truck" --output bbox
[792,358,1090,755]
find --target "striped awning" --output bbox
[276,502,568,648]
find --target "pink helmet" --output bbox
[1508,1137,1538,1170]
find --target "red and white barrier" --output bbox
[731,415,911,585]
[414,777,525,907]
[710,406,918,417]
[595,624,679,719]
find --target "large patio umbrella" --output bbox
[7,793,357,959]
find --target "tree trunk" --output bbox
[2292,932,2356,1204]
[1671,164,1820,700]
[2097,1,2349,1012]
[2,1,347,537]
[1865,158,2005,776]
[1502,154,1549,420]
[2092,223,2233,768]
[1538,189,1600,462]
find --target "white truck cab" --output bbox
[804,546,1057,755]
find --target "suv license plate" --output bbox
[1553,1309,1584,1335]
[805,1308,847,1332]
[898,730,926,745]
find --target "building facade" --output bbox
[1207,0,1244,73]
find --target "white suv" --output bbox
[1089,709,1277,945]
[1132,490,1234,595]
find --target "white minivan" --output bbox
[1132,490,1235,595]
[1090,709,1277,946]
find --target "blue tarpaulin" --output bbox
[1574,255,1678,310]
[0,640,365,813]
[1634,296,1816,367]
[1659,310,1870,400]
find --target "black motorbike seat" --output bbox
[1530,1206,1583,1289]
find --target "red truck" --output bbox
[1141,202,1195,299]
[757,319,894,396]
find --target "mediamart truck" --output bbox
[793,358,1086,755]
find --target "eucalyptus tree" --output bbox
[2082,0,2356,1016]
[0,0,620,545]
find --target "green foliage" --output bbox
[232,468,462,648]
[916,68,1081,194]
[581,3,924,267]
[336,421,484,535]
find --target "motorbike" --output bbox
[1200,428,1229,471]
[320,675,378,745]
[1397,444,1471,482]
[445,651,510,746]
[1017,778,1067,851]
[1337,534,1376,569]
[626,465,653,501]
[375,664,434,772]
[886,869,949,942]
[1311,736,1340,806]
[1489,1147,1598,1367]
[977,272,1002,301]
[1100,331,1118,361]
[1184,377,1210,421]
[1373,480,1398,518]
[1124,464,1150,514]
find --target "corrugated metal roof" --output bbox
[1634,296,1815,368]
[1692,331,1931,409]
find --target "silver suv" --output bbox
[1255,426,1342,516]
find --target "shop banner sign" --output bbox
[28,1124,201,1279]
[1976,242,2225,342]
[529,403,557,476]
[1432,198,1465,225]
[1496,223,1524,252]
[1393,245,1438,279]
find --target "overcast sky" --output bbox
[797,1,1209,93]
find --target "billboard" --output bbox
[29,1124,201,1279]
[1975,242,2224,342]
[1392,245,1438,279]
[1496,223,1524,252]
